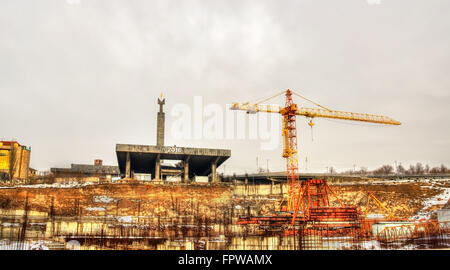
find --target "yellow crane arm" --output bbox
[230,103,401,125]
[365,192,396,220]
[296,107,401,125]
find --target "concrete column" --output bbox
[211,162,217,183]
[270,180,274,195]
[157,112,165,147]
[211,157,220,183]
[125,152,131,179]
[157,97,165,147]
[245,178,248,196]
[155,154,161,181]
[183,156,190,183]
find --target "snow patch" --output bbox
[0,239,51,250]
[411,186,450,220]
[116,216,133,223]
[85,206,106,212]
[1,222,20,227]
[93,195,115,203]
[0,182,96,189]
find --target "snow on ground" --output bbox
[0,222,20,227]
[360,240,381,250]
[320,238,381,250]
[366,214,387,219]
[411,185,450,220]
[93,195,115,203]
[0,239,50,250]
[334,178,449,186]
[85,206,106,212]
[0,182,96,189]
[116,216,133,223]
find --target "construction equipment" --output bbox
[364,191,396,220]
[231,89,401,225]
[376,220,450,243]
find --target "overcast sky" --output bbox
[1,0,449,173]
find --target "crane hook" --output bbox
[308,118,315,141]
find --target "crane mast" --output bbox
[280,90,300,211]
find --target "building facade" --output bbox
[0,141,31,181]
[116,96,231,183]
[51,159,120,184]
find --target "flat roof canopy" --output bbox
[116,144,231,177]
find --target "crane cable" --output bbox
[253,90,287,105]
[291,90,332,111]
[249,89,332,113]
[321,117,393,127]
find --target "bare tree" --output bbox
[383,165,394,175]
[415,162,424,175]
[373,165,394,175]
[430,166,441,174]
[407,165,416,175]
[396,164,406,175]
[340,169,354,175]
[359,167,368,176]
[329,166,336,174]
[440,164,448,174]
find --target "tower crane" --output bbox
[230,89,401,225]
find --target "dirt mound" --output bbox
[0,184,231,218]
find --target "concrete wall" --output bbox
[135,173,152,181]
[54,176,112,184]
[53,172,114,184]
[166,176,181,182]
[194,176,209,183]
[437,209,450,222]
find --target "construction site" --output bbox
[1,90,449,250]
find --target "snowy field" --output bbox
[0,239,57,250]
[0,182,96,189]
[334,177,450,186]
[411,185,450,220]
[93,195,116,203]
